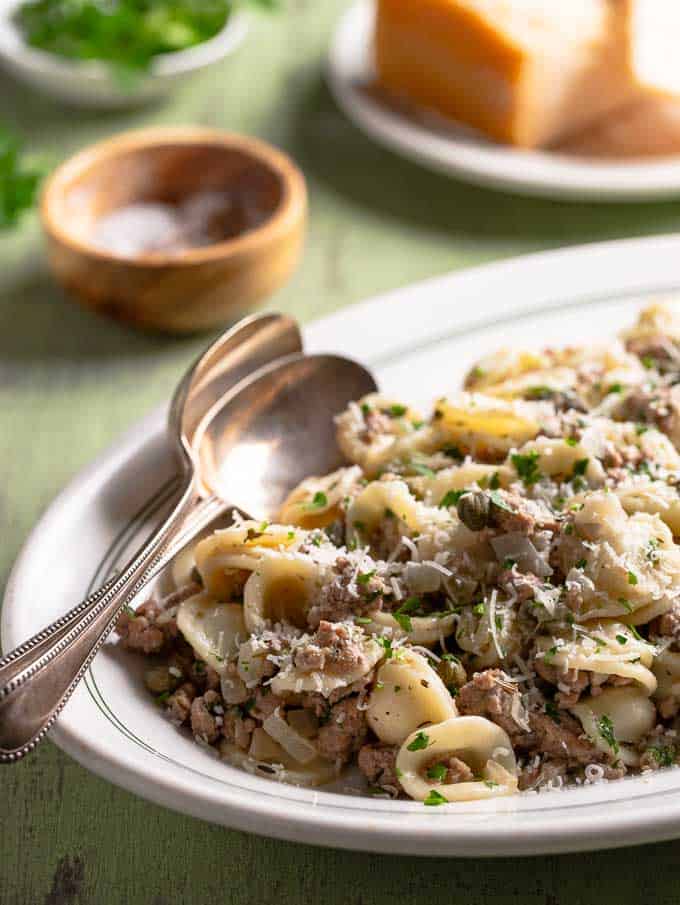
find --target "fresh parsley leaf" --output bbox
[627,571,638,586]
[511,451,542,487]
[572,458,589,477]
[597,714,619,755]
[387,404,407,417]
[426,762,448,782]
[423,789,448,806]
[439,489,466,509]
[0,127,42,229]
[406,731,430,752]
[357,570,376,586]
[393,612,413,633]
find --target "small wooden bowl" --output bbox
[41,127,307,333]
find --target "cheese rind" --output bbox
[375,0,640,148]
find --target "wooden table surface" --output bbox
[4,3,680,902]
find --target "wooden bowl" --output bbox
[41,127,307,333]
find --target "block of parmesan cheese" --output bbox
[622,0,680,98]
[374,0,640,148]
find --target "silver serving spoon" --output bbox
[0,338,376,762]
[0,311,304,762]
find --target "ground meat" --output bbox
[249,687,285,721]
[167,682,196,726]
[358,743,400,791]
[309,559,388,627]
[424,755,474,785]
[626,336,680,374]
[116,581,201,654]
[188,661,221,691]
[613,385,680,439]
[458,668,608,767]
[529,710,605,765]
[498,568,545,603]
[294,621,367,676]
[116,603,165,655]
[361,409,395,444]
[518,757,568,791]
[533,661,591,708]
[650,599,680,650]
[316,696,368,764]
[190,690,222,744]
[457,669,532,747]
[222,708,256,751]
[492,492,559,535]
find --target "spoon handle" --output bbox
[0,486,225,763]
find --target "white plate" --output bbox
[6,234,680,855]
[0,0,247,109]
[328,0,680,202]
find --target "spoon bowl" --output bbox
[196,353,378,518]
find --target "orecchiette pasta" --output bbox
[557,492,680,622]
[571,687,657,766]
[243,551,327,633]
[123,301,680,804]
[278,465,363,529]
[396,716,518,802]
[534,622,658,695]
[366,650,457,745]
[176,593,246,675]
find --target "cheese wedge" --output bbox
[622,0,680,98]
[375,0,639,148]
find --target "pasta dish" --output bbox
[118,301,680,804]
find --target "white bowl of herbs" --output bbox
[0,0,262,109]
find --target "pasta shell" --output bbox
[176,592,246,675]
[278,465,363,530]
[396,716,518,802]
[366,649,457,745]
[571,686,656,767]
[534,622,657,695]
[243,551,326,633]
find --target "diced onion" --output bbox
[491,533,552,578]
[263,710,319,764]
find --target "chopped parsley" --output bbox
[649,745,676,768]
[483,780,499,789]
[572,458,589,477]
[597,714,619,755]
[575,558,587,570]
[606,383,624,395]
[489,471,501,490]
[544,645,558,663]
[439,489,466,509]
[123,604,137,619]
[411,462,436,477]
[376,636,393,659]
[423,790,448,806]
[393,612,413,633]
[406,731,430,752]
[618,597,633,613]
[354,616,372,625]
[426,762,448,782]
[357,570,376,586]
[489,490,514,512]
[511,451,542,487]
[472,602,485,616]
[307,491,328,510]
[565,437,578,447]
[387,404,407,417]
[616,634,628,645]
[627,571,638,586]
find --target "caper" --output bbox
[437,655,467,693]
[144,665,177,695]
[457,491,491,531]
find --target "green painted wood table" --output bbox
[3,3,680,902]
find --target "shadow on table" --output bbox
[284,77,680,247]
[0,265,193,367]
